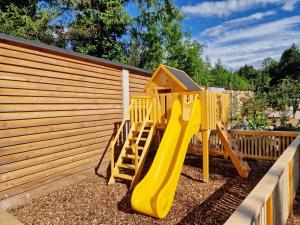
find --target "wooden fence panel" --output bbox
[188,130,299,160]
[129,72,150,97]
[224,134,300,225]
[0,35,151,209]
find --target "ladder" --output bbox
[216,121,250,177]
[108,100,154,189]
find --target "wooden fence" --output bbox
[188,130,299,160]
[129,72,149,97]
[225,133,300,225]
[0,33,151,209]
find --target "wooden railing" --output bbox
[224,133,300,225]
[188,130,299,160]
[130,96,151,124]
[110,101,134,176]
[133,91,229,129]
[231,130,299,160]
[216,93,229,123]
[134,101,154,172]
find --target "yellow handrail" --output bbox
[110,100,135,175]
[134,100,154,173]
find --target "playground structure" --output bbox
[109,65,251,218]
[0,34,299,225]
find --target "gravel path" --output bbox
[8,155,273,225]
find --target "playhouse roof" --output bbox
[145,64,202,91]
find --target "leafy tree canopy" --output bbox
[0,0,298,93]
[68,0,130,61]
[0,3,59,46]
[237,64,259,81]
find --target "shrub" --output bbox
[246,112,269,130]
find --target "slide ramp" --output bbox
[131,98,201,218]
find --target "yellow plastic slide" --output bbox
[131,98,201,218]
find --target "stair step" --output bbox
[125,145,144,151]
[114,173,133,181]
[133,128,151,133]
[118,164,136,170]
[122,154,139,159]
[130,137,146,141]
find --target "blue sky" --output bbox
[129,0,300,70]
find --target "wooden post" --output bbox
[266,194,273,225]
[122,69,129,117]
[122,69,130,136]
[202,129,210,182]
[289,160,293,217]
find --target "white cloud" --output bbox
[216,15,300,43]
[201,10,276,37]
[181,0,299,17]
[282,0,299,10]
[201,16,300,69]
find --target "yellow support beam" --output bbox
[289,160,293,217]
[266,194,273,225]
[202,129,210,183]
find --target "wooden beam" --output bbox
[202,129,210,182]
[266,194,273,225]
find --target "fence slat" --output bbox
[188,130,299,160]
[224,134,300,225]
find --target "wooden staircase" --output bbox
[109,99,154,189]
[216,121,251,178]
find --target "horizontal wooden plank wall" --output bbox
[0,37,150,209]
[129,72,149,97]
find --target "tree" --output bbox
[68,0,130,61]
[0,3,59,45]
[272,78,300,119]
[128,0,184,70]
[0,0,38,15]
[242,93,267,117]
[242,93,269,130]
[0,0,130,60]
[166,34,206,86]
[271,44,300,84]
[237,64,259,81]
[261,57,274,69]
[288,80,300,119]
[279,44,300,80]
[210,59,230,87]
[236,64,268,91]
[209,60,250,90]
[127,0,208,81]
[253,71,271,93]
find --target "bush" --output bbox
[246,112,269,130]
[273,124,300,131]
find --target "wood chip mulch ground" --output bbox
[8,155,274,225]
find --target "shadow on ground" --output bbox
[177,156,273,225]
[116,152,273,225]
